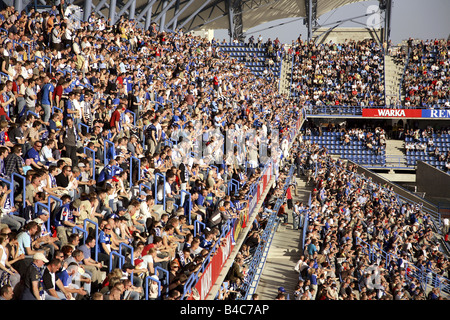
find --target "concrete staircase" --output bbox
[278,48,292,97]
[384,54,405,106]
[254,175,312,300]
[384,138,406,167]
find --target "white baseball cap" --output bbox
[33,252,49,263]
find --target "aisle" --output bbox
[254,175,312,300]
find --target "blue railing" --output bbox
[104,140,115,164]
[79,122,90,134]
[181,216,235,299]
[155,266,169,297]
[227,178,240,196]
[83,218,99,261]
[34,55,52,73]
[12,173,26,209]
[83,147,96,180]
[193,220,205,237]
[241,164,295,299]
[144,276,161,300]
[0,71,10,81]
[180,190,192,224]
[154,173,166,211]
[129,155,141,187]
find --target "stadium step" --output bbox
[279,50,293,96]
[385,138,408,166]
[254,175,312,300]
[384,54,405,105]
[385,138,405,156]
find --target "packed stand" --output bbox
[215,160,298,300]
[402,39,450,108]
[290,39,385,109]
[281,140,449,300]
[0,4,303,300]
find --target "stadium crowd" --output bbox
[213,132,449,301]
[402,39,450,108]
[284,141,449,300]
[0,4,304,300]
[0,2,447,303]
[404,127,450,172]
[290,38,386,109]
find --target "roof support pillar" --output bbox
[177,0,212,30]
[109,0,117,25]
[129,0,136,20]
[166,0,195,30]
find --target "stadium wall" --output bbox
[416,161,450,214]
[313,27,382,44]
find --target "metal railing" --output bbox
[83,147,96,180]
[129,155,141,187]
[241,164,295,299]
[154,173,166,211]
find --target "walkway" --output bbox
[254,174,312,300]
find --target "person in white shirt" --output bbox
[40,139,57,166]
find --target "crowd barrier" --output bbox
[356,237,450,297]
[181,157,275,300]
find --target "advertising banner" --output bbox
[362,108,422,118]
[421,109,450,118]
[191,230,235,300]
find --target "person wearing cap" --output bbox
[278,286,286,295]
[121,261,145,291]
[20,252,48,300]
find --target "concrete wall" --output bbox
[416,161,450,199]
[313,27,382,44]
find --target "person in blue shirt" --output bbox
[199,230,216,250]
[53,196,81,245]
[39,76,55,123]
[97,159,120,184]
[24,141,46,170]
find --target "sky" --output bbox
[213,0,450,45]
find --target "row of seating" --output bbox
[226,51,267,58]
[327,148,386,155]
[405,136,450,143]
[221,46,267,53]
[406,157,447,170]
[220,44,281,79]
[406,148,450,155]
[341,154,386,165]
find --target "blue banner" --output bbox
[422,109,450,118]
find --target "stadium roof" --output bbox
[168,0,369,32]
[79,0,374,35]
